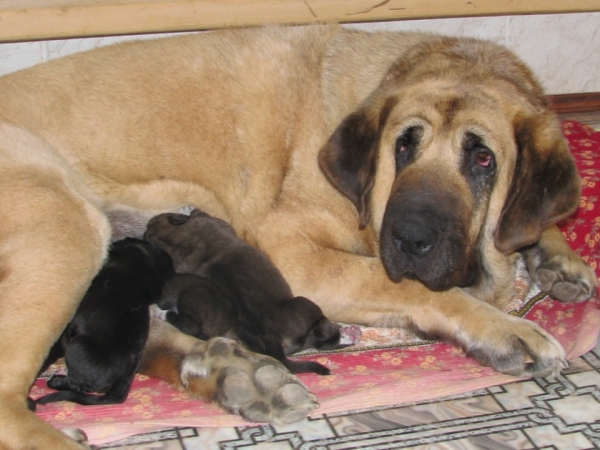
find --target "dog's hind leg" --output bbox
[141,318,319,425]
[0,132,110,448]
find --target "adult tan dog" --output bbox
[0,25,596,448]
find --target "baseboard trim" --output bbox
[549,92,600,114]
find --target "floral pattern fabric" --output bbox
[559,121,600,278]
[33,121,600,446]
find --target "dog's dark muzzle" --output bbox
[392,219,437,258]
[380,194,479,291]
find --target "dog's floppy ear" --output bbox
[319,97,397,229]
[494,112,580,253]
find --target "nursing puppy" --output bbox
[36,238,174,406]
[148,210,360,375]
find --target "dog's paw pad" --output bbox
[220,369,256,404]
[273,384,319,424]
[207,338,236,357]
[275,382,311,405]
[535,264,595,303]
[277,404,317,424]
[199,338,318,424]
[528,250,597,303]
[254,364,288,389]
[239,400,272,423]
[548,279,589,302]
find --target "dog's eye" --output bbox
[471,147,495,173]
[475,150,493,168]
[395,126,421,171]
[461,133,497,203]
[462,133,496,173]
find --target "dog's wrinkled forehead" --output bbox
[390,80,517,139]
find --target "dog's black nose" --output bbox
[393,222,436,257]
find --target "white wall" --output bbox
[1,12,599,95]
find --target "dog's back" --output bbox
[37,238,174,405]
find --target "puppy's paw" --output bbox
[526,248,597,303]
[458,313,567,378]
[181,337,318,425]
[46,374,68,390]
[339,324,362,346]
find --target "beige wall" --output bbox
[1,12,598,94]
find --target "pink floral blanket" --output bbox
[32,121,600,445]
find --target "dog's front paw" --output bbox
[60,428,97,449]
[458,313,567,378]
[182,337,319,425]
[526,247,597,303]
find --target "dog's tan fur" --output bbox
[0,25,596,448]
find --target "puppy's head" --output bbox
[144,210,237,272]
[269,296,348,354]
[319,36,579,297]
[109,237,175,287]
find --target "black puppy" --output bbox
[36,237,174,406]
[146,210,360,376]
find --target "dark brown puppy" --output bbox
[36,238,174,406]
[158,274,360,356]
[147,210,360,375]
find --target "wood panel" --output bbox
[549,93,600,114]
[1,0,599,42]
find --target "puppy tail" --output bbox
[261,335,331,376]
[283,359,331,376]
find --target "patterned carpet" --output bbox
[99,340,600,449]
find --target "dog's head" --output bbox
[319,36,580,295]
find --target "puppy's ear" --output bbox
[167,213,191,225]
[494,112,580,253]
[319,97,397,229]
